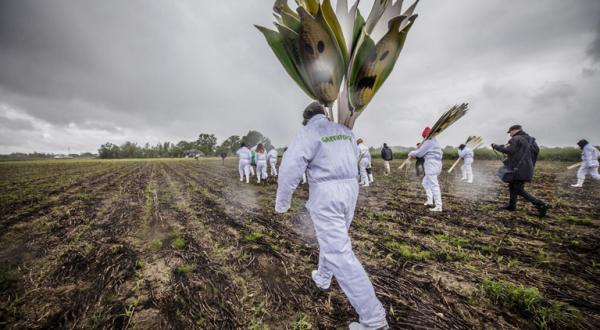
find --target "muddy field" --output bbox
[0,158,598,329]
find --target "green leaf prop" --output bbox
[256,0,420,127]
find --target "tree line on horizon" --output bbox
[97,130,272,159]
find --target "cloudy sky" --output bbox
[1,0,599,154]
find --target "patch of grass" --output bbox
[434,233,471,248]
[482,278,582,329]
[385,241,432,261]
[175,264,194,274]
[561,215,593,226]
[149,239,163,252]
[244,231,264,242]
[171,238,186,249]
[0,266,20,291]
[535,248,554,267]
[293,314,312,330]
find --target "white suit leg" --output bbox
[421,175,433,204]
[460,163,467,180]
[590,166,600,180]
[576,166,587,185]
[238,161,244,180]
[359,159,369,186]
[466,164,473,183]
[426,174,442,207]
[308,181,386,328]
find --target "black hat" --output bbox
[577,139,588,149]
[459,144,466,150]
[507,124,522,133]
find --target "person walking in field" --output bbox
[571,139,600,187]
[458,144,474,183]
[381,143,393,176]
[357,138,373,187]
[236,143,251,183]
[255,143,268,183]
[408,127,443,212]
[267,146,278,177]
[492,125,549,217]
[276,102,388,330]
[415,143,425,177]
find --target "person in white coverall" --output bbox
[267,146,278,176]
[572,139,600,187]
[236,143,251,183]
[458,144,474,183]
[408,127,443,212]
[275,102,388,330]
[357,138,372,187]
[255,143,268,183]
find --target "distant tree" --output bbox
[98,142,120,159]
[196,133,217,156]
[242,130,271,148]
[220,135,241,155]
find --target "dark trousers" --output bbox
[508,181,543,208]
[416,158,425,176]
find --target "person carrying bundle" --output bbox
[381,143,393,176]
[492,125,549,217]
[236,142,251,183]
[458,144,474,183]
[255,143,268,183]
[267,146,278,177]
[409,127,443,212]
[571,139,600,187]
[357,138,373,187]
[276,102,388,329]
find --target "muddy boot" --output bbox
[571,178,584,188]
[499,205,516,211]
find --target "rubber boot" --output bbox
[571,178,584,187]
[361,175,370,187]
[368,174,374,183]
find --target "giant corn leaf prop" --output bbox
[255,0,419,128]
[398,103,470,170]
[447,136,483,173]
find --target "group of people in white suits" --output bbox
[236,143,278,183]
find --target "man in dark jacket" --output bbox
[492,125,549,217]
[381,143,393,176]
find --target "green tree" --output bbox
[242,130,271,148]
[196,133,217,156]
[220,135,241,154]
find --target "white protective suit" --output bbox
[458,147,474,183]
[256,151,268,183]
[358,143,371,186]
[275,114,387,328]
[409,139,443,209]
[575,144,600,186]
[267,149,278,176]
[236,146,251,183]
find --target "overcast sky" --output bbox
[1,0,599,154]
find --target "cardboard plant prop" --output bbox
[447,136,483,174]
[398,103,470,170]
[255,0,419,128]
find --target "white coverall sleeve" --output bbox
[275,130,316,213]
[408,140,432,158]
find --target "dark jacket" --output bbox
[493,130,539,182]
[381,146,393,161]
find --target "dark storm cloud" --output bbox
[1,0,600,153]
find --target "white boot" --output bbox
[368,174,374,183]
[240,176,243,182]
[571,178,584,187]
[349,321,389,330]
[430,205,443,212]
[245,175,250,184]
[361,175,370,187]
